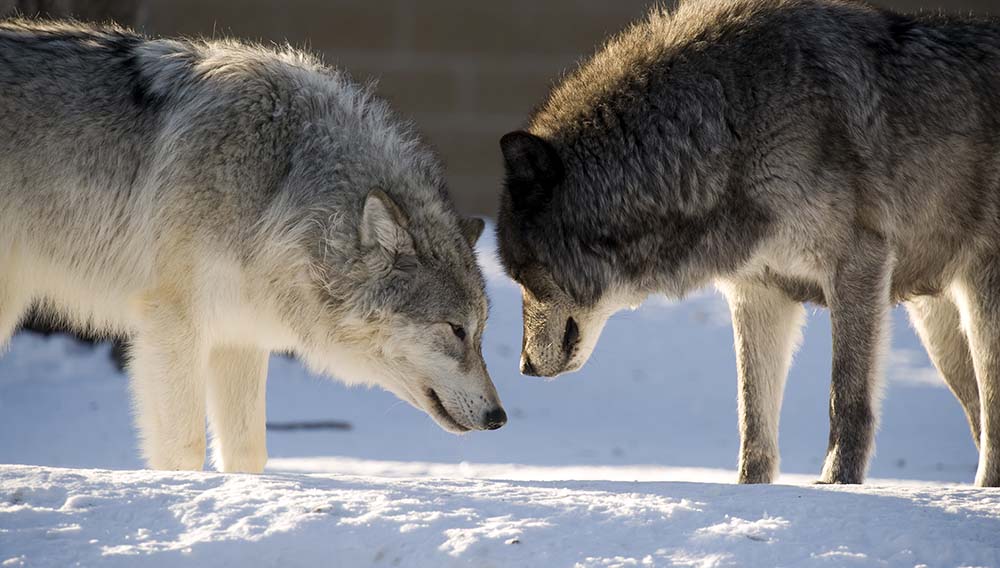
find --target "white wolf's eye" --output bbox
[448,323,467,341]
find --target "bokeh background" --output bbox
[1,0,995,217]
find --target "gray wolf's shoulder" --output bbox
[531,0,1000,132]
[0,17,137,39]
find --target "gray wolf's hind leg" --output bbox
[956,260,1000,487]
[207,346,269,473]
[906,295,981,449]
[722,280,805,484]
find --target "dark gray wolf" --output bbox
[0,19,506,472]
[496,0,1000,486]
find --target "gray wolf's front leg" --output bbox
[819,231,892,484]
[956,258,1000,487]
[722,279,806,484]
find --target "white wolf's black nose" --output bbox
[483,407,507,430]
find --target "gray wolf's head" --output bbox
[495,132,648,378]
[299,190,505,433]
[494,4,771,378]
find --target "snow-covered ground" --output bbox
[5,464,999,567]
[1,227,997,566]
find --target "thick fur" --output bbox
[496,0,1000,486]
[0,20,504,473]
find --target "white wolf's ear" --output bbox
[361,189,414,255]
[459,217,486,246]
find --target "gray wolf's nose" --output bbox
[562,316,579,353]
[520,355,539,376]
[484,407,507,430]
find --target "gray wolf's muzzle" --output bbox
[520,355,540,376]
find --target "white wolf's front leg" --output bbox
[0,250,31,349]
[207,346,269,473]
[129,298,207,471]
[819,231,892,485]
[0,281,30,350]
[721,279,805,484]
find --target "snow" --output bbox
[1,225,998,566]
[4,465,1000,567]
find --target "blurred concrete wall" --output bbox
[2,0,996,217]
[141,0,660,216]
[1,0,144,24]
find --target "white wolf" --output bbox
[0,20,506,473]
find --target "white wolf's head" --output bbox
[296,190,505,433]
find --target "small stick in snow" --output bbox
[265,421,353,432]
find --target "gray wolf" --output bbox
[0,19,506,473]
[496,0,1000,486]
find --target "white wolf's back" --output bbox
[0,22,193,334]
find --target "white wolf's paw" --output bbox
[144,438,207,471]
[147,451,206,471]
[218,449,268,474]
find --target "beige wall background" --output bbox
[2,0,996,217]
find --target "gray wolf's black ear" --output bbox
[500,131,563,211]
[459,217,486,246]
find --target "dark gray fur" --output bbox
[497,0,1000,486]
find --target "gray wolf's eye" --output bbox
[449,323,466,341]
